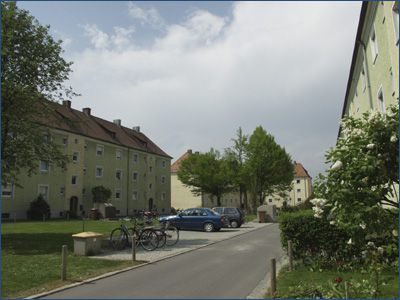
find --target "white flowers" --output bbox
[347,238,353,245]
[329,220,336,225]
[392,230,398,237]
[367,241,375,247]
[359,223,366,230]
[310,198,327,218]
[331,161,343,171]
[390,135,398,143]
[366,143,375,149]
[377,247,384,254]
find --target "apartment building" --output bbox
[2,100,172,220]
[341,1,398,120]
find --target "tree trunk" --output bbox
[259,192,264,205]
[239,186,244,209]
[243,189,248,212]
[217,195,221,207]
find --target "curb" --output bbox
[246,255,288,299]
[26,222,273,299]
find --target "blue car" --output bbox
[159,208,225,232]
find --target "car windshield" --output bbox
[207,209,219,216]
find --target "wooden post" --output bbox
[270,258,276,297]
[61,245,67,281]
[131,235,136,262]
[288,240,293,271]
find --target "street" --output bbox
[42,224,284,299]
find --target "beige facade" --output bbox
[170,150,202,209]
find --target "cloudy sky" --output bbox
[20,1,362,178]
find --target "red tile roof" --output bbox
[171,150,192,173]
[41,100,171,158]
[294,162,311,178]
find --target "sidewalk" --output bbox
[92,221,272,262]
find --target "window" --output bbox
[2,185,12,198]
[297,189,301,192]
[269,199,272,203]
[161,176,166,184]
[74,138,79,144]
[390,67,396,96]
[393,2,399,45]
[72,151,79,163]
[370,25,378,63]
[115,189,121,200]
[161,192,166,201]
[361,65,367,92]
[96,166,103,178]
[149,183,152,190]
[377,87,385,113]
[133,172,138,181]
[71,176,77,185]
[62,137,68,146]
[40,161,49,172]
[60,187,65,196]
[149,166,153,173]
[43,134,50,144]
[82,188,86,195]
[132,191,138,201]
[133,153,138,163]
[83,168,87,175]
[162,160,166,168]
[297,198,302,202]
[38,185,49,200]
[116,149,122,160]
[296,179,300,184]
[116,170,122,180]
[225,208,237,214]
[96,145,104,156]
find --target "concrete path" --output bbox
[41,223,284,299]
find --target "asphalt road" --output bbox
[42,223,284,299]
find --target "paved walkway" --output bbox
[92,221,271,262]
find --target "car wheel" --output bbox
[230,220,239,228]
[203,222,214,232]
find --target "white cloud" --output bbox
[128,2,165,29]
[83,24,109,49]
[112,26,135,49]
[70,2,361,177]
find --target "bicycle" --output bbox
[110,218,159,251]
[144,217,179,247]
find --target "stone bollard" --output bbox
[132,235,136,262]
[61,245,68,280]
[270,258,276,297]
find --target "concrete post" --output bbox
[132,235,136,262]
[288,240,293,271]
[270,258,276,297]
[61,245,67,280]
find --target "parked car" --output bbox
[158,208,225,232]
[212,207,245,228]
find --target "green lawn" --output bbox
[244,214,257,223]
[1,219,143,299]
[271,264,398,299]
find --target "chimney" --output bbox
[82,108,91,116]
[113,119,121,126]
[62,100,71,108]
[132,126,140,132]
[187,149,192,154]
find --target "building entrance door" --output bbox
[148,198,153,211]
[69,196,78,216]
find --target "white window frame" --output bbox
[60,187,65,196]
[96,144,104,156]
[393,2,399,45]
[72,151,79,163]
[2,185,13,198]
[115,189,121,200]
[40,160,49,172]
[132,171,138,182]
[62,137,68,146]
[162,160,166,168]
[133,153,138,163]
[38,184,49,200]
[370,25,378,64]
[116,169,122,180]
[377,85,386,113]
[132,191,138,201]
[116,149,122,160]
[96,166,104,178]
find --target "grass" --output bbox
[1,219,144,299]
[269,264,398,299]
[245,214,257,223]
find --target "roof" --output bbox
[171,150,193,173]
[40,100,172,159]
[294,162,311,178]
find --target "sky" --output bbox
[19,1,362,179]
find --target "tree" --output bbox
[225,127,249,210]
[92,186,112,203]
[177,149,234,206]
[244,126,294,211]
[313,105,398,233]
[27,194,51,220]
[1,2,74,186]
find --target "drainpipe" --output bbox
[357,39,374,111]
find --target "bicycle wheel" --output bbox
[128,228,140,247]
[165,226,179,246]
[154,229,166,248]
[110,228,128,250]
[139,229,159,251]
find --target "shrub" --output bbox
[278,210,360,266]
[27,195,51,220]
[91,186,111,203]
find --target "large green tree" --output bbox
[1,2,74,186]
[244,126,294,211]
[177,149,235,206]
